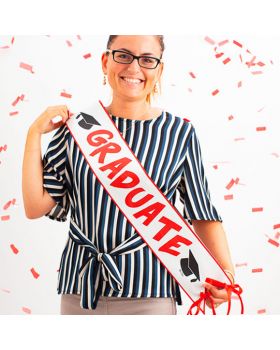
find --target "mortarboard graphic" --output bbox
[76,112,101,130]
[180,249,200,282]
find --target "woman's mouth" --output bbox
[120,77,144,86]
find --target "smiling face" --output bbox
[101,35,164,103]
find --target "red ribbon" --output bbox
[187,278,244,315]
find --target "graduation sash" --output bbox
[66,100,244,315]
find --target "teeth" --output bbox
[122,77,142,84]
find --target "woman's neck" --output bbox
[106,99,152,120]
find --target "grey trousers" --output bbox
[60,293,177,315]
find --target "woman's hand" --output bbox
[203,271,234,309]
[30,105,70,135]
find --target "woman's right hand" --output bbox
[30,105,70,135]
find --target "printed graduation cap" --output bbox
[180,249,200,282]
[76,112,101,130]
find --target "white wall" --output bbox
[0,35,279,314]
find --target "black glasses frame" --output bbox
[106,49,163,69]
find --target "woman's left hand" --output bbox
[203,281,231,309]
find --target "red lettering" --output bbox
[110,170,140,188]
[125,188,154,208]
[153,216,182,241]
[159,235,192,256]
[99,157,132,179]
[89,142,121,163]
[133,202,165,226]
[87,129,113,147]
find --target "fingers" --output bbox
[204,282,230,308]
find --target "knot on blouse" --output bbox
[69,218,147,310]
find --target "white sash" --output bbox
[66,100,243,314]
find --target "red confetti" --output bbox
[223,57,231,65]
[238,81,242,88]
[213,165,218,170]
[234,137,245,141]
[66,40,72,47]
[224,194,233,200]
[1,289,11,293]
[251,71,263,75]
[233,40,243,48]
[77,35,82,40]
[10,244,19,254]
[215,52,224,59]
[268,239,279,247]
[11,94,25,107]
[9,111,19,116]
[60,92,72,98]
[235,262,248,267]
[252,268,263,273]
[183,118,191,122]
[204,36,215,45]
[273,224,280,230]
[252,207,263,212]
[218,40,229,46]
[83,53,92,59]
[1,215,10,221]
[228,115,234,121]
[257,61,265,67]
[275,232,280,240]
[226,179,235,190]
[3,198,16,210]
[234,177,240,184]
[246,56,256,68]
[30,268,40,279]
[22,307,31,314]
[256,126,266,131]
[189,72,196,79]
[212,89,219,96]
[0,144,8,152]
[19,62,35,74]
[257,309,266,314]
[271,152,279,158]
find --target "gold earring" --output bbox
[153,82,159,93]
[103,75,107,85]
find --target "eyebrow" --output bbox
[117,48,156,56]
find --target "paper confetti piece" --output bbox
[22,307,31,314]
[233,40,243,48]
[9,111,19,116]
[251,70,263,75]
[256,126,266,132]
[1,289,11,293]
[228,115,234,121]
[11,94,25,107]
[226,178,235,190]
[275,232,280,239]
[10,244,19,254]
[30,268,40,279]
[215,52,224,58]
[273,224,280,230]
[252,207,263,212]
[238,81,242,88]
[268,239,279,247]
[183,117,191,123]
[213,165,218,170]
[257,309,266,314]
[234,137,245,141]
[60,91,72,98]
[1,215,10,221]
[3,198,16,210]
[235,262,248,267]
[0,144,8,152]
[77,35,82,40]
[212,89,219,96]
[252,268,263,273]
[204,36,215,45]
[271,152,279,158]
[189,72,196,79]
[19,62,35,74]
[66,40,72,47]
[224,194,233,200]
[218,40,229,46]
[223,57,231,65]
[83,53,92,59]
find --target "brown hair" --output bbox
[105,35,165,104]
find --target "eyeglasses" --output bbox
[106,49,162,69]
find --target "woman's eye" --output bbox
[143,57,153,63]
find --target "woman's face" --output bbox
[102,35,164,103]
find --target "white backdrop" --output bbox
[0,35,279,315]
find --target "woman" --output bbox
[22,35,235,315]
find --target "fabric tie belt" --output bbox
[69,218,147,309]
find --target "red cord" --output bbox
[187,278,244,315]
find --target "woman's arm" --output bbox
[191,219,235,308]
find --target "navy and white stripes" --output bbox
[42,110,222,309]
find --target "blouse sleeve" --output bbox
[42,124,70,222]
[177,124,223,225]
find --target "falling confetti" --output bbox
[60,91,72,98]
[252,268,263,273]
[83,53,92,59]
[252,207,263,212]
[22,307,31,314]
[0,144,8,153]
[10,244,19,254]
[30,268,40,279]
[19,62,35,74]
[268,239,279,248]
[224,194,233,200]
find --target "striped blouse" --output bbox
[42,110,223,310]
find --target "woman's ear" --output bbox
[101,52,108,74]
